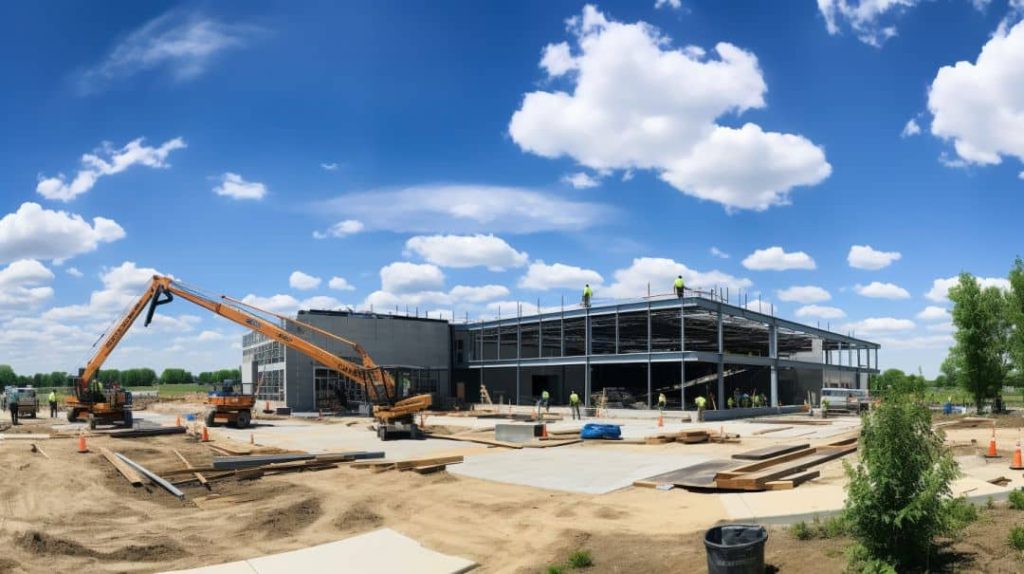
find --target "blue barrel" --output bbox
[704,524,767,574]
[943,402,953,415]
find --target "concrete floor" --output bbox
[449,446,712,494]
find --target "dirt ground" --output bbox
[1,410,1020,574]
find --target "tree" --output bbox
[160,368,193,385]
[948,273,1008,411]
[844,390,960,570]
[0,364,16,388]
[870,368,925,397]
[1009,257,1024,380]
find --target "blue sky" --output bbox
[1,0,1022,377]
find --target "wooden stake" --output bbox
[173,449,209,488]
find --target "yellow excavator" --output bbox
[67,275,432,434]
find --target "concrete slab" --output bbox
[161,528,476,574]
[449,446,711,494]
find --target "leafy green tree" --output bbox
[160,368,193,385]
[949,273,1009,411]
[0,364,17,388]
[1009,257,1024,380]
[844,390,961,570]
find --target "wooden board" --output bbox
[765,470,820,490]
[99,446,144,486]
[412,464,448,474]
[752,426,792,436]
[716,447,817,479]
[395,455,464,470]
[421,432,523,449]
[716,446,856,490]
[634,460,745,489]
[524,438,583,448]
[173,449,208,487]
[754,418,832,426]
[732,444,810,461]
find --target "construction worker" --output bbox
[48,389,57,418]
[8,387,19,425]
[658,392,667,412]
[582,284,593,308]
[694,395,706,422]
[569,390,582,420]
[541,389,550,413]
[727,396,735,409]
[674,275,685,297]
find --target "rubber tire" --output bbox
[235,409,251,429]
[67,409,78,423]
[204,409,216,427]
[88,414,97,430]
[123,410,133,428]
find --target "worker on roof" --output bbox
[582,284,593,308]
[674,275,685,298]
[694,395,706,422]
[48,390,57,418]
[658,392,667,413]
[541,389,550,413]
[569,390,582,420]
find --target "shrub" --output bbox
[843,391,959,570]
[845,544,897,574]
[1010,526,1024,551]
[789,520,812,540]
[546,566,565,574]
[987,496,996,510]
[1009,489,1024,510]
[567,550,593,569]
[943,497,980,533]
[821,514,850,539]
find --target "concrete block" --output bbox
[495,423,543,443]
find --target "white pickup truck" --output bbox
[3,386,39,418]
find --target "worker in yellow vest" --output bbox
[569,390,582,420]
[658,392,667,412]
[582,284,593,308]
[695,395,707,422]
[541,389,550,413]
[674,275,685,297]
[48,390,57,418]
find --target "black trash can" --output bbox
[704,524,767,574]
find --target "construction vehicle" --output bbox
[70,275,431,434]
[203,378,258,429]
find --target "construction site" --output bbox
[1,274,1021,573]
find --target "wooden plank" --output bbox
[525,438,583,448]
[752,426,792,436]
[350,459,396,469]
[421,432,523,449]
[754,418,832,426]
[173,449,209,487]
[717,446,855,490]
[109,426,186,438]
[0,433,52,440]
[412,464,448,475]
[634,460,745,490]
[716,447,817,479]
[732,444,810,461]
[394,455,464,470]
[765,470,820,490]
[99,446,144,486]
[115,453,185,499]
[29,443,50,459]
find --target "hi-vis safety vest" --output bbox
[674,278,684,289]
[541,390,550,400]
[695,396,707,408]
[570,393,580,405]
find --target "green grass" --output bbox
[567,550,593,569]
[789,515,848,541]
[790,521,813,540]
[1010,526,1024,551]
[1010,490,1024,510]
[546,567,565,574]
[129,384,207,398]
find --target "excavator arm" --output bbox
[78,276,406,407]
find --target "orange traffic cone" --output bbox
[1012,441,1024,470]
[77,433,88,454]
[201,425,210,442]
[541,424,549,438]
[657,414,664,428]
[986,427,999,458]
[175,414,181,427]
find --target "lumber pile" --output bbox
[633,437,857,492]
[352,454,464,474]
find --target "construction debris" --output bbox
[115,452,185,500]
[212,451,384,470]
[108,426,186,438]
[99,447,144,486]
[173,449,209,488]
[29,443,49,459]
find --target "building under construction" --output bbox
[241,293,879,412]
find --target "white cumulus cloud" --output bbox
[604,257,752,298]
[404,234,528,271]
[508,6,830,212]
[901,118,921,137]
[313,219,364,239]
[0,202,125,264]
[845,316,916,334]
[854,281,911,299]
[36,137,186,202]
[449,285,511,303]
[562,172,601,189]
[519,261,604,291]
[66,267,84,278]
[289,271,321,290]
[709,246,730,259]
[795,305,846,319]
[925,275,1011,302]
[328,276,355,291]
[816,0,919,46]
[847,245,902,270]
[213,172,266,200]
[0,260,55,309]
[742,247,816,271]
[916,305,950,321]
[655,0,683,8]
[776,285,831,303]
[928,19,1024,168]
[379,262,445,294]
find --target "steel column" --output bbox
[717,304,725,410]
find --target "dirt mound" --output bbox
[334,502,383,531]
[0,558,21,573]
[254,498,322,538]
[105,541,188,562]
[17,531,96,557]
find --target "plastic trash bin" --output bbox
[704,524,767,574]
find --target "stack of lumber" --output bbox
[374,394,433,423]
[352,454,464,474]
[632,437,857,492]
[644,429,710,444]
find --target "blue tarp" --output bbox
[580,423,621,440]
